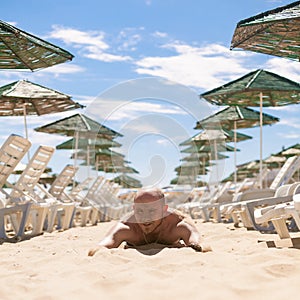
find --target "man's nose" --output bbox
[140,213,152,222]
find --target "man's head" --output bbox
[133,188,168,234]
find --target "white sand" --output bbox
[1,221,300,300]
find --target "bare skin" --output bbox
[88,188,211,256]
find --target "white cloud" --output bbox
[134,42,251,90]
[278,131,300,139]
[132,39,300,94]
[87,100,187,122]
[84,47,131,62]
[268,105,300,112]
[264,57,300,82]
[48,25,132,63]
[49,25,109,49]
[278,117,300,129]
[37,63,85,75]
[152,31,168,38]
[117,28,143,52]
[157,138,171,146]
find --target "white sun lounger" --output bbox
[0,134,32,240]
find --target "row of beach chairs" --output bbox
[176,155,300,245]
[0,134,134,241]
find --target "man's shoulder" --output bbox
[166,209,196,227]
[167,209,188,221]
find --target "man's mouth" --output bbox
[142,222,153,227]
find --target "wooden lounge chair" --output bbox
[91,179,132,221]
[0,134,32,240]
[72,176,105,224]
[252,184,300,237]
[5,145,56,236]
[35,165,79,231]
[177,181,233,222]
[220,155,300,227]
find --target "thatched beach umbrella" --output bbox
[0,19,73,70]
[230,1,300,62]
[200,69,300,187]
[35,113,122,170]
[196,106,279,188]
[111,174,142,189]
[0,80,83,141]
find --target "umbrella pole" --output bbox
[213,140,219,183]
[23,103,30,162]
[259,92,263,189]
[234,121,237,193]
[73,131,79,188]
[87,145,90,178]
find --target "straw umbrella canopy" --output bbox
[111,174,142,189]
[230,1,300,62]
[223,159,261,182]
[280,147,300,157]
[56,137,122,174]
[180,128,252,146]
[264,155,286,168]
[174,161,209,180]
[0,19,73,71]
[35,113,121,139]
[170,175,206,186]
[180,143,237,184]
[180,128,242,183]
[73,148,129,177]
[196,106,279,188]
[35,113,122,169]
[70,148,125,163]
[56,137,121,150]
[95,164,139,174]
[181,152,229,162]
[0,80,83,140]
[181,143,238,154]
[180,152,227,179]
[200,69,300,187]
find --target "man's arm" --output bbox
[88,222,130,256]
[177,221,211,252]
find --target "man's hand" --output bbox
[188,243,212,252]
[88,245,101,256]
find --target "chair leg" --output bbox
[60,204,76,230]
[30,205,50,236]
[272,217,290,239]
[0,203,32,239]
[0,209,8,239]
[45,204,62,233]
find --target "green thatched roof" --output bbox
[0,20,73,70]
[196,106,279,130]
[35,113,122,137]
[200,69,300,107]
[230,1,300,61]
[0,80,83,116]
[181,153,229,161]
[181,143,238,154]
[56,137,121,150]
[180,128,252,146]
[112,174,142,188]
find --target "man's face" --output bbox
[134,199,165,234]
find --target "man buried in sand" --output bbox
[88,188,211,256]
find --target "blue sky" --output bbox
[1,0,300,188]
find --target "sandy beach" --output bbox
[1,220,300,300]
